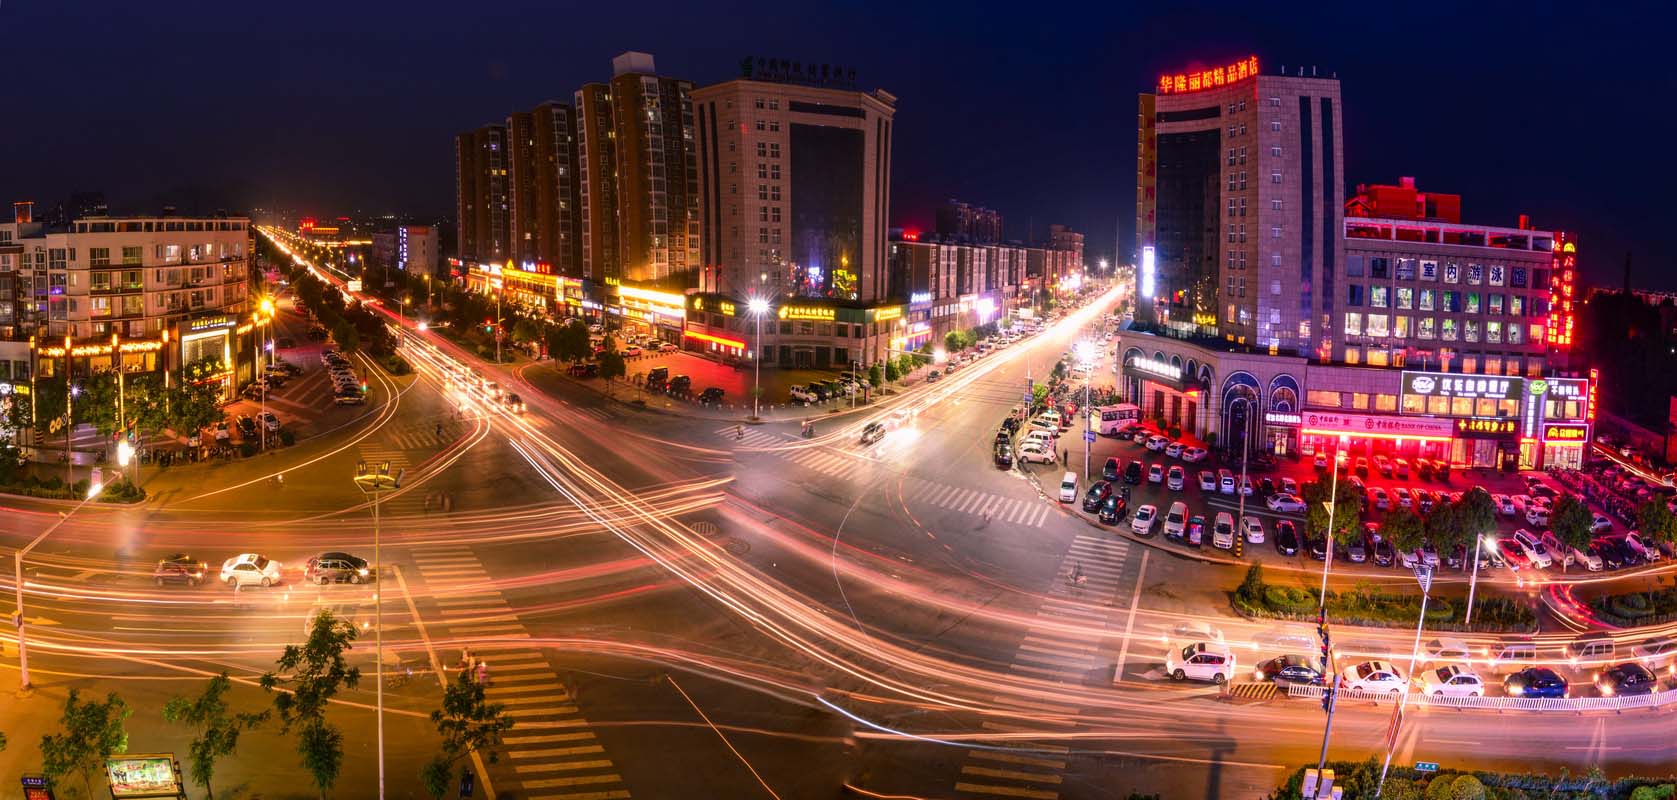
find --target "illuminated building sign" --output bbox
[1157,56,1259,95]
[1547,233,1577,350]
[1401,371,1522,401]
[910,292,933,305]
[1264,411,1302,426]
[778,304,835,321]
[872,306,904,323]
[1455,417,1518,438]
[683,330,746,350]
[1542,423,1590,442]
[1301,411,1456,440]
[1588,368,1599,422]
[188,315,235,332]
[719,300,736,316]
[1125,356,1183,383]
[690,296,735,316]
[1140,246,1156,298]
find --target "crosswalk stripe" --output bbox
[1008,662,1080,679]
[504,732,597,745]
[1036,602,1107,620]
[953,781,1058,799]
[504,705,583,717]
[962,765,1063,785]
[520,774,624,790]
[447,623,527,635]
[514,759,615,775]
[1006,500,1031,523]
[1011,650,1089,669]
[487,684,569,698]
[1021,633,1098,651]
[508,745,605,759]
[433,593,506,605]
[526,790,629,800]
[413,555,481,565]
[968,750,1067,769]
[495,695,576,708]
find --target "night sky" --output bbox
[7,1,1673,288]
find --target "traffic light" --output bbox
[484,320,494,333]
[360,381,369,394]
[1321,684,1334,713]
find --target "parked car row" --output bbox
[790,374,872,405]
[323,349,367,405]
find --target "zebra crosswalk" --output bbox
[408,544,631,800]
[952,534,1133,800]
[357,444,410,472]
[712,425,789,448]
[902,476,1051,527]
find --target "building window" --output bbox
[1489,294,1504,315]
[1239,146,1247,164]
[1375,394,1398,411]
[1346,255,1364,277]
[1272,199,1282,211]
[759,228,769,243]
[1441,318,1458,341]
[1370,258,1389,279]
[122,246,142,265]
[769,143,780,157]
[1489,265,1506,286]
[1270,171,1281,184]
[1347,285,1364,306]
[1306,389,1341,408]
[1271,226,1281,239]
[770,186,780,201]
[1443,262,1459,283]
[1352,393,1370,409]
[1366,314,1389,337]
[1269,96,1281,107]
[1418,317,1436,339]
[1510,295,1524,316]
[1270,146,1281,157]
[1396,287,1413,309]
[1508,322,1523,344]
[1487,321,1502,343]
[1270,120,1281,132]
[1343,312,1362,335]
[1467,264,1484,285]
[1419,260,1438,281]
[1510,267,1528,288]
[1394,315,1410,338]
[1418,288,1435,311]
[1343,348,1360,365]
[89,248,110,267]
[1465,292,1480,314]
[1464,319,1481,342]
[1395,259,1416,281]
[1370,286,1388,308]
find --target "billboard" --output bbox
[105,754,181,798]
[1140,246,1156,299]
[1401,371,1522,402]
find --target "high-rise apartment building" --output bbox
[935,199,1003,245]
[505,111,539,266]
[454,124,509,264]
[693,68,896,302]
[574,52,702,288]
[531,101,582,277]
[1046,224,1085,272]
[1137,57,1342,355]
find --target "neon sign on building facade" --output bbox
[1547,233,1577,350]
[1157,56,1259,95]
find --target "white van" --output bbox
[1059,472,1078,503]
[1489,642,1537,671]
[1566,636,1615,666]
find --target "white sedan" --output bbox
[1591,513,1614,534]
[1165,442,1184,458]
[1343,661,1407,694]
[1017,443,1056,464]
[1131,504,1158,536]
[1180,446,1208,462]
[1198,470,1217,491]
[1266,493,1307,513]
[221,553,282,588]
[1145,435,1169,451]
[1493,494,1516,516]
[1417,664,1484,698]
[1241,515,1265,544]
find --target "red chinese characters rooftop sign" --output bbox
[1158,56,1259,94]
[1547,234,1577,350]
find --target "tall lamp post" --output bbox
[748,298,769,419]
[13,484,107,691]
[1075,341,1095,478]
[353,461,403,800]
[1314,435,1349,780]
[258,297,275,451]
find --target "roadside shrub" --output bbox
[1630,786,1676,800]
[239,442,257,458]
[1263,584,1316,615]
[278,429,296,446]
[1233,573,1533,632]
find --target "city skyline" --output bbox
[7,2,1674,288]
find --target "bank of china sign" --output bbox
[1402,372,1523,401]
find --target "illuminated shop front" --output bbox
[1299,410,1456,462]
[1398,370,1524,469]
[1120,355,1202,435]
[1521,373,1593,470]
[614,284,686,343]
[682,294,906,369]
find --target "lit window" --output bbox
[1343,312,1362,335]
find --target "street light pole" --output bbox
[748,298,769,419]
[354,461,403,800]
[1377,566,1433,797]
[13,490,105,691]
[1465,532,1483,626]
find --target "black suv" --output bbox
[699,387,725,404]
[1097,495,1128,525]
[305,552,371,585]
[992,442,1014,468]
[1102,458,1120,482]
[1123,460,1143,485]
[668,375,692,396]
[153,554,207,587]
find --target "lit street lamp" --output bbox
[748,298,770,419]
[12,490,106,691]
[353,461,403,800]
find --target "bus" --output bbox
[1093,403,1142,435]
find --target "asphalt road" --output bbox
[7,239,1677,799]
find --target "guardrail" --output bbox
[1283,681,1677,712]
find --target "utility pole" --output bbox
[354,462,403,800]
[1377,565,1433,798]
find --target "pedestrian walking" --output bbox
[435,421,444,437]
[476,659,489,686]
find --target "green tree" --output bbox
[944,331,964,353]
[331,318,360,354]
[1383,508,1427,554]
[597,350,626,394]
[420,670,516,799]
[884,359,901,383]
[1303,479,1362,546]
[166,359,228,438]
[511,317,541,345]
[867,363,882,389]
[896,353,914,376]
[40,689,131,799]
[1426,500,1466,556]
[1455,487,1498,544]
[0,390,31,484]
[1550,494,1595,552]
[1637,499,1677,546]
[163,673,269,799]
[554,321,593,362]
[260,609,361,799]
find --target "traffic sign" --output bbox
[1415,761,1439,773]
[1412,564,1433,593]
[1083,431,1096,443]
[1024,378,1035,405]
